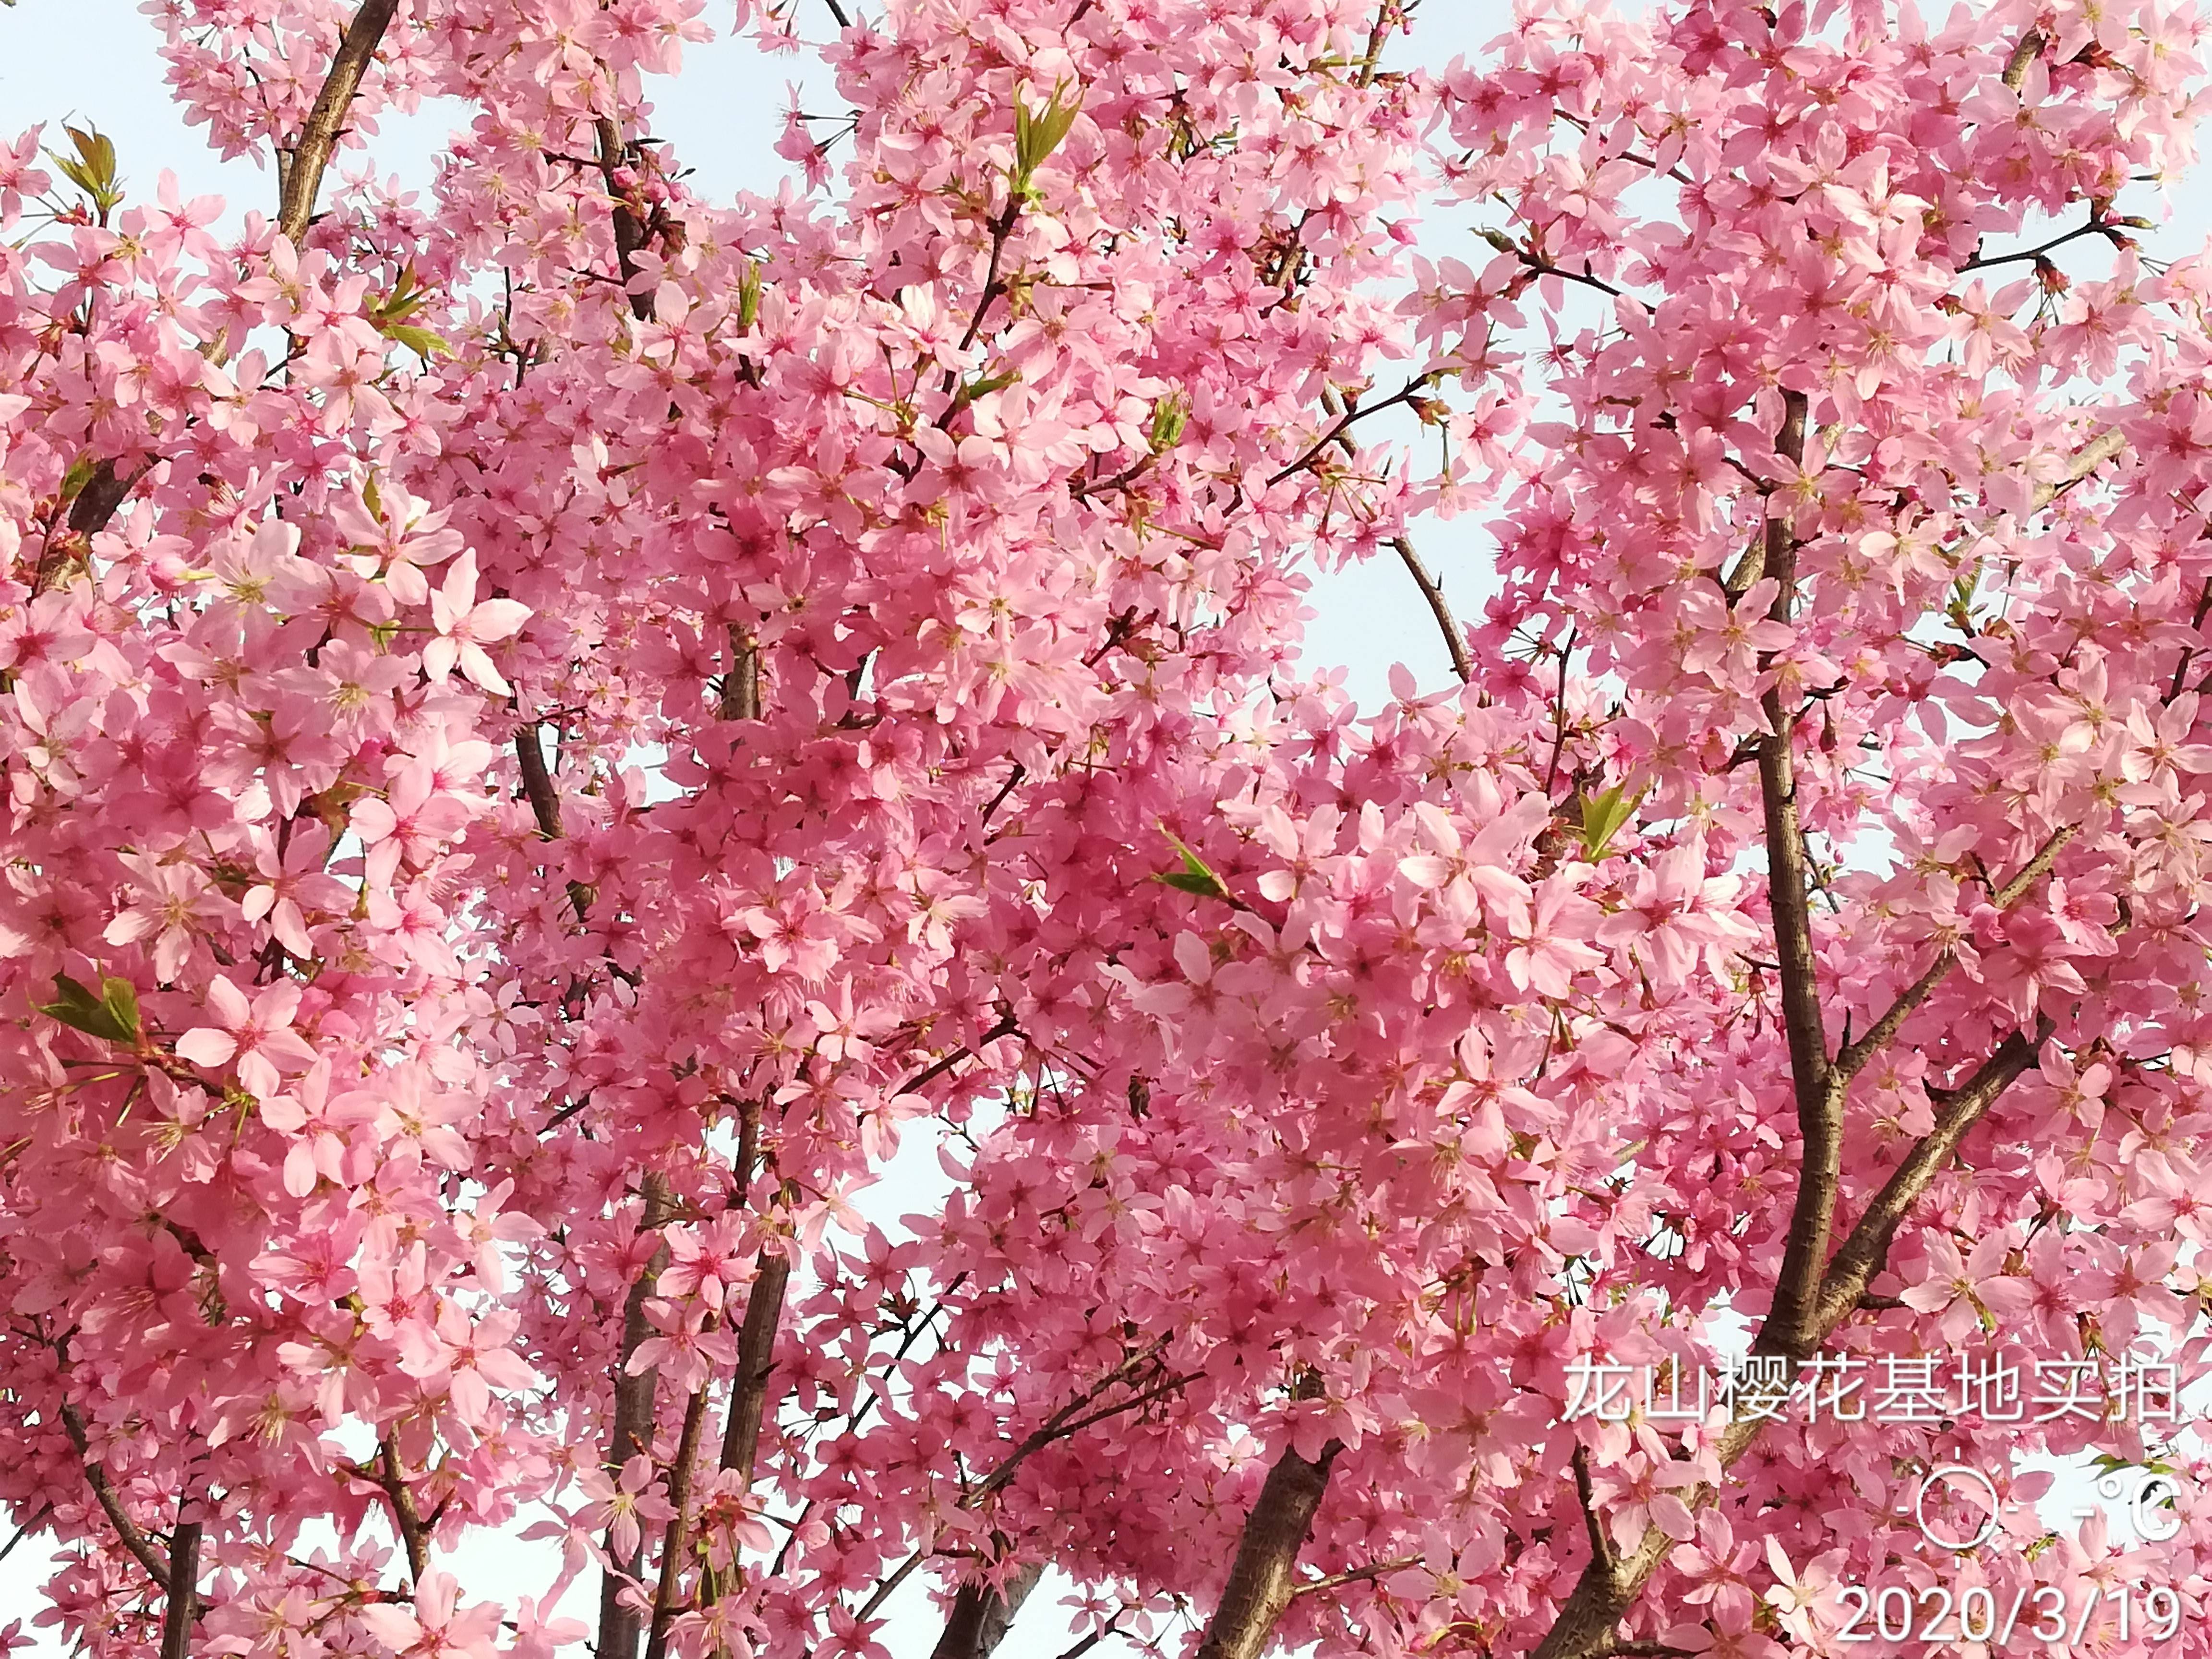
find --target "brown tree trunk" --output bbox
[600,1174,673,1659]
[159,1519,201,1659]
[931,1562,1046,1659]
[1191,1438,1343,1659]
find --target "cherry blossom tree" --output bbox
[3,1,2212,1659]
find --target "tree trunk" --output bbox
[600,1174,673,1659]
[1191,1438,1343,1659]
[931,1562,1046,1659]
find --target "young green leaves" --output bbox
[37,974,142,1047]
[1576,782,1644,862]
[1013,80,1082,198]
[1155,825,1234,902]
[48,125,123,224]
[367,265,452,362]
[1147,391,1189,455]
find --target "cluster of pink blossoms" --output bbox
[5,0,2212,1658]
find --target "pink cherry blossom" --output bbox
[174,976,319,1100]
[3,1,2212,1658]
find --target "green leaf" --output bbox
[1159,870,1222,895]
[369,264,428,326]
[1147,391,1188,454]
[964,369,1020,401]
[1577,783,1644,861]
[57,455,98,506]
[949,368,1020,417]
[1154,825,1231,902]
[380,324,451,361]
[100,976,141,1043]
[48,125,123,219]
[36,974,140,1045]
[1013,80,1083,185]
[736,259,761,332]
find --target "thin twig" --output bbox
[1050,1615,1126,1659]
[1392,537,1471,682]
[958,201,1024,356]
[0,1503,53,1565]
[1268,380,1429,485]
[1961,213,2109,273]
[1294,1556,1422,1598]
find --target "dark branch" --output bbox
[931,1563,1046,1659]
[375,1433,431,1582]
[57,1402,171,1592]
[599,1173,674,1659]
[643,1368,716,1659]
[1810,1025,2049,1332]
[1191,1435,1344,1659]
[1832,825,2073,1083]
[1754,388,1835,1357]
[1570,1443,1618,1591]
[1267,379,1430,486]
[159,1519,202,1659]
[1393,537,1472,683]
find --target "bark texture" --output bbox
[1191,1438,1344,1659]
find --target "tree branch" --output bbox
[2031,428,2125,510]
[600,1172,674,1659]
[1832,825,2074,1083]
[1753,388,1834,1356]
[34,457,155,594]
[1293,1555,1422,1598]
[931,1562,1046,1659]
[1526,1022,2049,1659]
[1570,1443,1618,1592]
[277,0,401,243]
[515,723,565,841]
[375,1432,431,1582]
[1809,1024,2050,1332]
[515,722,595,922]
[159,1519,202,1659]
[57,1401,171,1593]
[643,1368,716,1659]
[721,625,762,721]
[715,1252,793,1488]
[595,117,657,322]
[1393,537,1472,683]
[1267,379,1430,485]
[1191,1436,1345,1659]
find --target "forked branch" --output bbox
[1526,1020,2049,1659]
